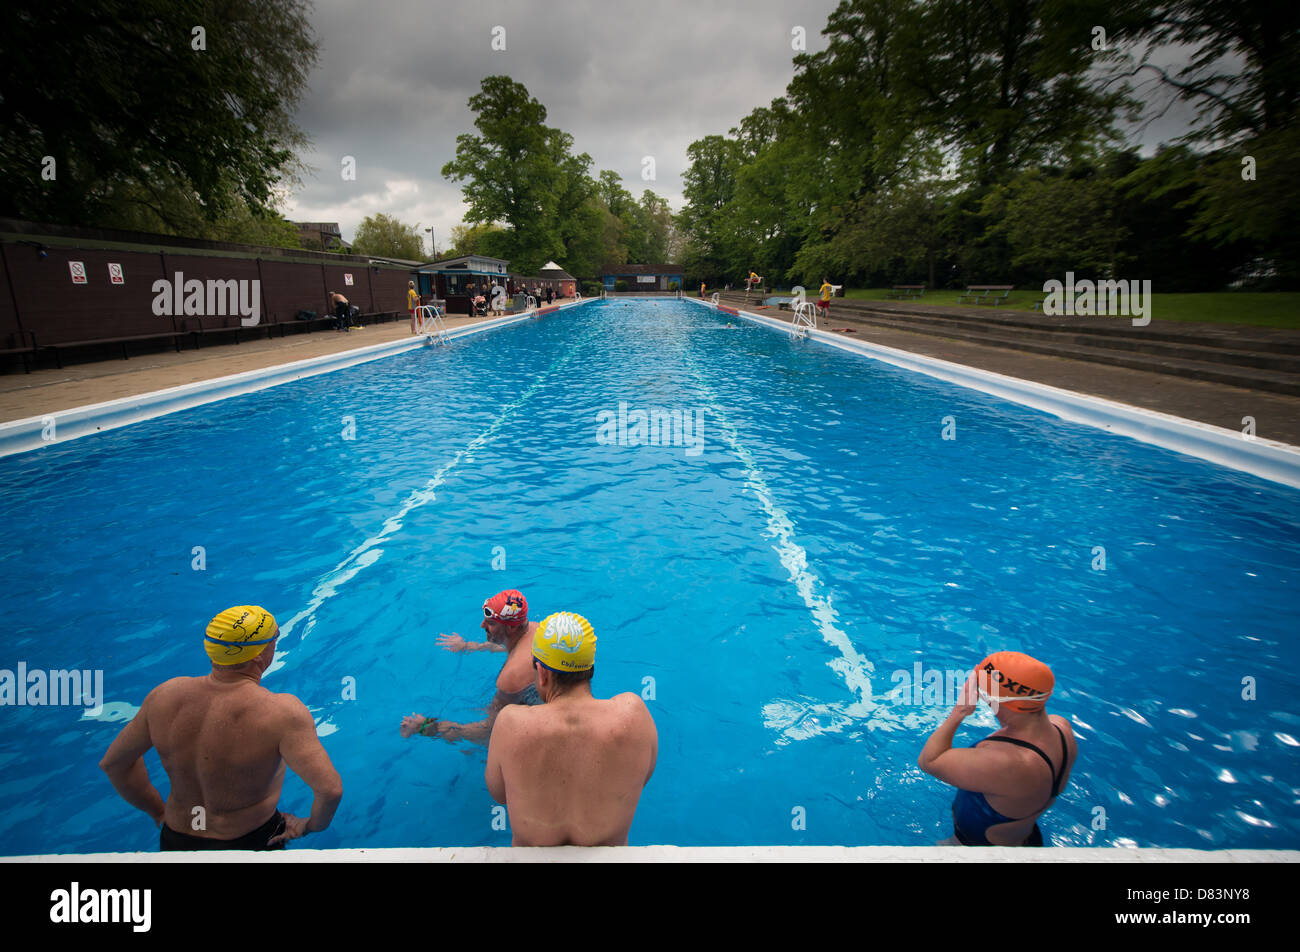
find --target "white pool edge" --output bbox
[4,845,1296,863]
[691,298,1300,489]
[0,302,591,458]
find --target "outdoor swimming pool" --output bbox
[1,298,1297,855]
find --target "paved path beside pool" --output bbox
[800,313,1300,448]
[0,312,501,424]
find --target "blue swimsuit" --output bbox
[951,725,1067,846]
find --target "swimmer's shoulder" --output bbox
[608,692,656,730]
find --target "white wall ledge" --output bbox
[693,299,1300,489]
[5,845,1295,863]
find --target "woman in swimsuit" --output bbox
[918,651,1077,846]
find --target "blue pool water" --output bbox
[1,298,1298,854]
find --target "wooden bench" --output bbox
[1,331,37,374]
[1032,288,1086,312]
[887,285,925,300]
[958,285,1014,306]
[43,321,187,368]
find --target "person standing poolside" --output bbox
[918,651,1076,846]
[407,281,421,334]
[99,606,343,851]
[486,612,657,846]
[400,589,541,746]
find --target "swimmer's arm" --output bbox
[484,706,516,803]
[279,701,344,834]
[918,714,1020,796]
[437,694,507,747]
[635,695,658,786]
[99,690,165,824]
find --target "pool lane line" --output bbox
[78,305,597,730]
[270,321,595,671]
[683,298,1300,490]
[675,333,896,744]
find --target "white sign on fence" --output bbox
[344,273,354,286]
[108,263,124,285]
[69,261,87,284]
[636,275,655,284]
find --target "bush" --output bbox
[614,279,629,292]
[582,281,604,296]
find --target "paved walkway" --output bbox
[0,313,500,423]
[817,318,1300,446]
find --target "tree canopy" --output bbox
[0,0,317,237]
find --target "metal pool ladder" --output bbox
[710,292,719,306]
[790,301,816,341]
[414,304,448,344]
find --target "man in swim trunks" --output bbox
[400,589,541,745]
[99,606,344,851]
[486,612,657,846]
[918,651,1076,846]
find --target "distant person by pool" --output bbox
[818,277,834,318]
[918,651,1076,846]
[407,281,420,335]
[401,589,541,745]
[486,611,657,846]
[99,605,344,851]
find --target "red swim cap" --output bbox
[483,590,528,626]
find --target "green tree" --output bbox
[0,0,317,229]
[351,214,425,260]
[441,76,568,273]
[980,168,1127,279]
[447,222,507,258]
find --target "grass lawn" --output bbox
[837,288,1300,329]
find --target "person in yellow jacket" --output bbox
[407,281,421,335]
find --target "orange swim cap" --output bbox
[977,651,1054,713]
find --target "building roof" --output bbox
[417,254,511,274]
[538,261,575,279]
[600,263,684,275]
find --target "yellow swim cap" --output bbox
[532,612,596,672]
[204,606,278,666]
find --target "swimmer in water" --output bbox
[401,589,542,745]
[485,612,657,846]
[100,606,343,850]
[918,651,1077,846]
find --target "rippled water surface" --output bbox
[1,299,1297,854]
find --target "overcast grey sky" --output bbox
[282,0,1205,255]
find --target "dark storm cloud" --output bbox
[286,0,841,251]
[284,0,1208,255]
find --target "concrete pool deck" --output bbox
[0,311,506,424]
[3,296,1298,450]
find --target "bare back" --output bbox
[980,713,1077,845]
[490,693,657,847]
[147,676,297,838]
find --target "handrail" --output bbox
[710,292,719,306]
[790,301,816,341]
[413,304,448,343]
